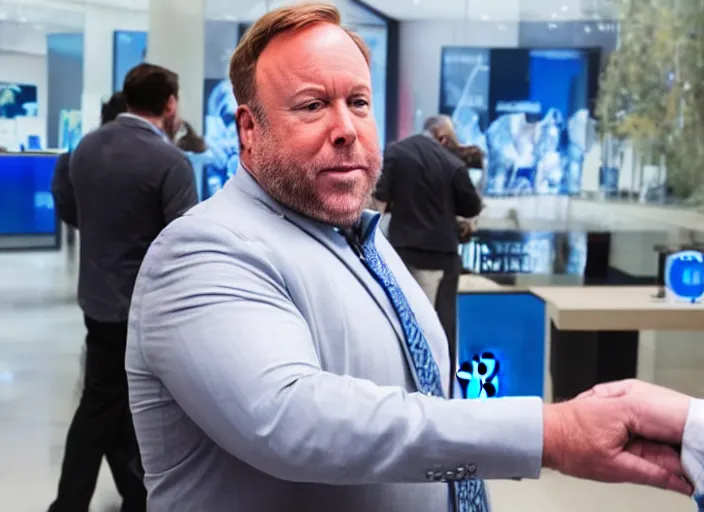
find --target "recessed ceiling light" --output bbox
[551,12,558,19]
[584,25,592,33]
[481,14,489,21]
[19,16,27,23]
[561,5,568,12]
[0,12,8,21]
[412,0,420,4]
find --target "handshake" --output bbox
[544,379,703,503]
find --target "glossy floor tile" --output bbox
[0,243,699,511]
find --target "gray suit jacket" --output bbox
[126,168,543,512]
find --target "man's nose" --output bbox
[329,103,358,147]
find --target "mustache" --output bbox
[313,152,382,173]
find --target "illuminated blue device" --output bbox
[665,250,704,303]
[456,352,500,400]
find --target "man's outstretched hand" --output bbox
[543,381,693,496]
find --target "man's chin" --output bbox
[314,198,367,227]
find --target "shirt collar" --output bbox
[118,113,170,142]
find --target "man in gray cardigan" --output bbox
[49,63,198,512]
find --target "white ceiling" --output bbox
[0,0,618,32]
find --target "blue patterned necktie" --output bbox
[352,227,490,512]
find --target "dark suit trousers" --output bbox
[434,256,461,395]
[50,316,146,512]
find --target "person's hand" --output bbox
[543,396,693,495]
[578,379,691,448]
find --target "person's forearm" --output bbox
[245,376,543,484]
[175,370,544,485]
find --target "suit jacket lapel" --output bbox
[285,211,409,349]
[229,169,409,354]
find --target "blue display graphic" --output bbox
[113,31,147,92]
[0,83,38,119]
[59,109,82,151]
[456,352,500,399]
[441,48,598,197]
[456,293,545,399]
[460,230,587,275]
[665,250,704,303]
[0,155,57,235]
[202,78,239,200]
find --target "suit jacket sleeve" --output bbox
[453,166,483,219]
[51,152,78,227]
[160,156,199,224]
[374,147,395,204]
[134,217,544,484]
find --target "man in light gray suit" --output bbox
[126,4,698,512]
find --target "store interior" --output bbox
[1,0,703,510]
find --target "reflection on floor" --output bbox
[0,245,699,511]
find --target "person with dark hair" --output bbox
[122,62,180,139]
[174,119,207,153]
[100,91,128,125]
[48,64,197,512]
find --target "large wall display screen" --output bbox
[0,83,38,120]
[113,31,148,92]
[440,47,600,197]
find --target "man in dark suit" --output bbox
[48,63,198,512]
[373,115,483,389]
[52,92,128,259]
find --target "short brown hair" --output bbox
[229,3,371,112]
[123,63,179,117]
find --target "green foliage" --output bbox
[597,0,704,199]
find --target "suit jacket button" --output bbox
[467,464,477,476]
[425,470,435,481]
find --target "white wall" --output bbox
[0,21,48,133]
[396,20,519,139]
[81,5,147,133]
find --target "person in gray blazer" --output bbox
[49,64,198,512]
[126,4,696,512]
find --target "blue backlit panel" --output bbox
[456,293,545,399]
[0,154,58,236]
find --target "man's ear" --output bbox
[236,105,256,151]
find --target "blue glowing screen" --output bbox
[456,293,545,399]
[0,155,58,235]
[666,250,704,303]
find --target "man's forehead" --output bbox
[256,23,368,82]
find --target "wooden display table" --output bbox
[531,286,704,401]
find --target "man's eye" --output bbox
[352,99,370,108]
[303,102,323,112]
